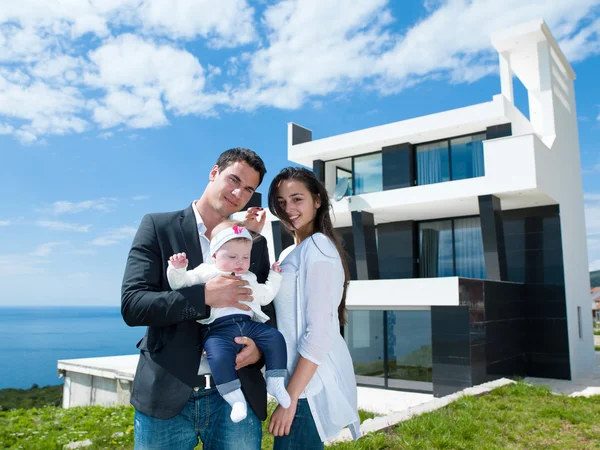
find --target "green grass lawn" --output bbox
[329,383,600,450]
[1,383,599,449]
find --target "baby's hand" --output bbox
[169,253,188,269]
[271,262,282,273]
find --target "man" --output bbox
[122,148,271,450]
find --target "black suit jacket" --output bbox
[121,205,274,420]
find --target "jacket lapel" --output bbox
[179,205,204,268]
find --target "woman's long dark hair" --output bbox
[268,167,350,325]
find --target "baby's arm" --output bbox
[250,269,283,306]
[167,254,218,290]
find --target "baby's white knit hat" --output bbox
[209,224,252,256]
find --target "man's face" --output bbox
[207,161,260,218]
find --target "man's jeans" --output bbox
[273,399,323,450]
[133,386,262,450]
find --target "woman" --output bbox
[267,167,361,449]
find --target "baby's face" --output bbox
[213,239,252,274]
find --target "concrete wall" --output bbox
[62,372,131,408]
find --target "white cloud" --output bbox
[0,220,9,226]
[98,131,113,139]
[86,34,219,127]
[44,198,116,215]
[231,0,600,109]
[90,225,137,246]
[0,123,14,134]
[37,220,92,232]
[132,195,149,201]
[373,0,600,92]
[0,77,87,142]
[231,0,392,110]
[30,241,66,257]
[0,0,599,141]
[138,0,256,47]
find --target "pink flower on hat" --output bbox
[232,225,245,234]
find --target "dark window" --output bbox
[386,310,432,387]
[345,310,385,386]
[419,217,485,279]
[416,141,450,185]
[376,221,416,279]
[417,133,486,186]
[354,153,382,194]
[450,133,485,180]
[419,220,454,277]
[454,217,486,278]
[345,310,433,390]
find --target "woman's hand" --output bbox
[268,400,298,437]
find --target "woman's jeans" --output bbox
[273,399,324,450]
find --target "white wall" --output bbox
[494,25,595,377]
[288,97,510,167]
[346,278,459,309]
[534,52,595,378]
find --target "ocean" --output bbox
[0,307,145,390]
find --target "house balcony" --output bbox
[330,131,556,227]
[288,94,560,226]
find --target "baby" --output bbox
[167,220,290,423]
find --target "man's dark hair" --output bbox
[216,148,267,186]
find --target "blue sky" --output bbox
[0,0,599,306]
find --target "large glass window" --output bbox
[450,133,485,180]
[454,217,486,278]
[387,310,432,389]
[419,217,485,279]
[416,141,450,185]
[323,132,485,197]
[419,220,454,278]
[417,133,485,186]
[345,310,432,391]
[345,310,385,386]
[354,153,382,195]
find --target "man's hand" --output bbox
[243,207,267,234]
[234,336,261,369]
[205,275,252,311]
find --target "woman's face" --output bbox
[276,179,320,234]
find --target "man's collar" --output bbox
[192,201,206,234]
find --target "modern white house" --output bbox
[264,19,596,396]
[57,19,596,406]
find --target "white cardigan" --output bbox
[276,233,361,442]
